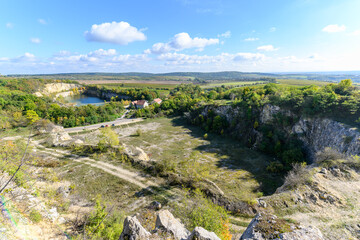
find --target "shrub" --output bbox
[278,163,312,191]
[135,128,142,136]
[254,214,293,239]
[316,147,344,167]
[29,209,42,223]
[85,196,124,240]
[203,133,208,139]
[174,188,231,240]
[266,161,284,173]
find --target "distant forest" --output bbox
[6,71,360,82]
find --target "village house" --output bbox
[131,100,149,109]
[152,98,162,105]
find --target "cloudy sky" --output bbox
[1,0,360,74]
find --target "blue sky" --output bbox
[1,0,360,74]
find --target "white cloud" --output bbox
[218,31,231,38]
[38,19,47,25]
[30,38,41,44]
[88,49,117,57]
[51,49,148,68]
[112,54,148,63]
[233,53,265,62]
[156,52,265,65]
[244,37,259,41]
[322,24,346,33]
[54,49,117,62]
[85,21,146,45]
[55,50,72,57]
[14,53,36,62]
[146,32,219,54]
[6,22,14,29]
[0,57,10,62]
[257,45,278,51]
[269,27,276,32]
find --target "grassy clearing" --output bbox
[110,117,282,202]
[201,81,267,88]
[61,161,140,204]
[0,126,31,138]
[276,79,331,87]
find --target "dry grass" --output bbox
[75,117,282,203]
[277,163,313,192]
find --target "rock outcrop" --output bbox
[155,210,190,240]
[46,124,73,146]
[195,103,360,161]
[292,117,360,158]
[119,216,151,240]
[85,87,131,101]
[188,227,221,240]
[119,210,221,240]
[34,83,79,97]
[240,213,324,240]
[124,145,150,161]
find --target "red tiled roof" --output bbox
[153,98,162,103]
[135,100,147,105]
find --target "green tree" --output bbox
[25,110,39,125]
[98,127,119,148]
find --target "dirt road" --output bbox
[64,118,143,133]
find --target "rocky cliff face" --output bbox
[240,213,324,240]
[35,83,79,97]
[292,118,360,159]
[194,104,360,161]
[259,104,360,160]
[85,88,131,101]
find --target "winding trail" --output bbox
[30,139,158,190]
[72,156,158,189]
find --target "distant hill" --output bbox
[7,71,360,82]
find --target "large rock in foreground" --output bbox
[187,227,221,240]
[155,210,190,240]
[240,213,324,240]
[119,216,151,240]
[119,210,222,240]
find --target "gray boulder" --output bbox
[155,210,190,240]
[119,216,151,240]
[187,227,221,240]
[240,213,324,240]
[280,226,324,240]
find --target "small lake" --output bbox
[66,95,105,106]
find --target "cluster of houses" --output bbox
[131,98,162,109]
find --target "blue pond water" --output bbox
[67,95,105,106]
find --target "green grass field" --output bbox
[201,81,267,88]
[111,117,283,202]
[276,79,331,87]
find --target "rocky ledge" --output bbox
[240,213,324,240]
[119,210,324,240]
[119,209,220,240]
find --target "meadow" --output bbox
[75,117,283,203]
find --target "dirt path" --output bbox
[72,156,158,189]
[64,118,143,133]
[31,139,158,190]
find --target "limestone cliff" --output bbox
[34,83,79,97]
[190,104,360,161]
[292,118,360,159]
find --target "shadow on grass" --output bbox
[170,117,284,196]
